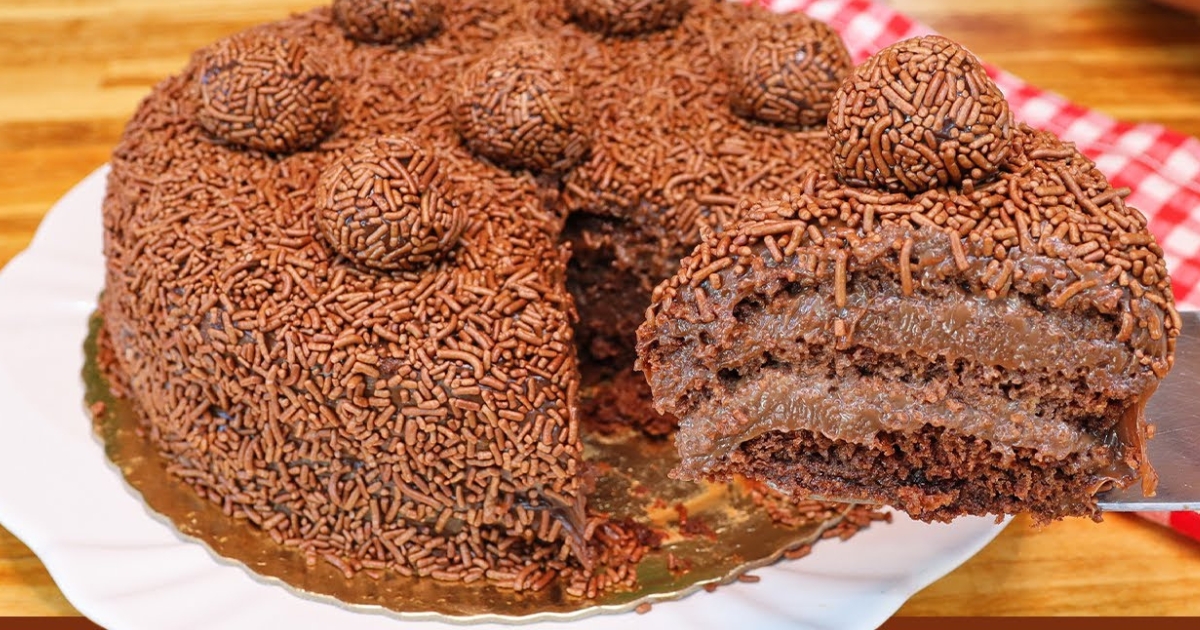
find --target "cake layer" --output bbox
[563,212,683,365]
[664,238,1155,483]
[650,227,1161,421]
[724,427,1113,522]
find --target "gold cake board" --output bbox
[83,315,850,623]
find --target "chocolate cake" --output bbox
[98,0,855,596]
[637,36,1179,523]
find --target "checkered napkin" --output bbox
[771,0,1200,540]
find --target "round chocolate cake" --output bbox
[98,0,856,596]
[637,36,1178,523]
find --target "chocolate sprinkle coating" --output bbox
[728,14,852,128]
[829,35,1012,194]
[101,0,858,597]
[567,0,691,36]
[194,30,339,153]
[453,37,592,173]
[333,0,443,45]
[105,3,628,595]
[316,135,466,271]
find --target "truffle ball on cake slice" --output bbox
[316,135,466,271]
[333,0,443,45]
[567,0,692,36]
[193,30,339,153]
[727,13,853,129]
[637,36,1179,522]
[828,35,1013,194]
[452,36,592,174]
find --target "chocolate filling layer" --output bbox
[720,426,1115,522]
[678,365,1122,479]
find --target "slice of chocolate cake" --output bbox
[637,36,1180,522]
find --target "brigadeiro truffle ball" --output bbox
[453,38,592,173]
[332,0,442,45]
[316,135,466,271]
[728,14,853,128]
[828,35,1013,194]
[567,0,691,36]
[193,31,339,154]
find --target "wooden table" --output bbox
[2,0,1200,620]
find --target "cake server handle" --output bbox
[1096,310,1200,512]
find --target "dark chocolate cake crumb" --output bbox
[316,135,465,271]
[453,37,592,173]
[730,428,1112,524]
[333,0,443,45]
[728,13,852,129]
[567,0,691,36]
[580,366,677,437]
[829,35,1012,193]
[743,478,843,529]
[193,31,339,153]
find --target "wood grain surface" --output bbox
[2,0,1200,621]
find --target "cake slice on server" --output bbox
[636,36,1179,523]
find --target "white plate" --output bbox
[0,167,1008,630]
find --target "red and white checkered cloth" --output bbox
[770,0,1200,540]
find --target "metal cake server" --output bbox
[1099,310,1200,512]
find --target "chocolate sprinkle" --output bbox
[453,37,592,173]
[316,135,465,271]
[567,0,691,36]
[333,0,444,45]
[829,35,1013,194]
[728,13,852,129]
[194,30,340,153]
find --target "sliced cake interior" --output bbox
[637,36,1178,522]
